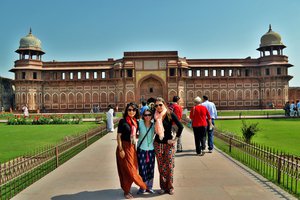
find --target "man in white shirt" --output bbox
[202,96,217,153]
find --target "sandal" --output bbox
[146,189,155,194]
[169,189,174,195]
[158,189,165,195]
[124,193,133,199]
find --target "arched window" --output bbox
[109,93,114,102]
[92,93,99,103]
[253,90,259,99]
[45,94,51,104]
[85,93,91,103]
[237,90,243,100]
[118,92,123,102]
[76,93,83,103]
[22,93,26,104]
[53,94,58,103]
[266,89,270,99]
[168,90,177,102]
[229,90,234,100]
[101,93,107,102]
[34,93,37,103]
[126,91,134,102]
[61,93,66,104]
[278,89,282,97]
[245,90,251,100]
[196,90,202,98]
[272,89,276,98]
[69,93,74,104]
[187,91,194,102]
[221,91,226,101]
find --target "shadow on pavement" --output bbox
[51,189,122,200]
[51,188,161,200]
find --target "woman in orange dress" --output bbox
[116,102,147,199]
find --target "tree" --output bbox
[241,120,260,144]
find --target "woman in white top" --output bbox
[137,109,155,194]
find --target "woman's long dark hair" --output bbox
[155,97,172,120]
[123,102,140,119]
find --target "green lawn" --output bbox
[186,109,284,117]
[217,109,284,116]
[0,123,99,162]
[215,118,300,156]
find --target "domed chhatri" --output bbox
[259,24,285,48]
[19,28,42,51]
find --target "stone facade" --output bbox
[289,87,300,102]
[10,26,294,112]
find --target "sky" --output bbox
[0,0,299,86]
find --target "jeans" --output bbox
[207,119,215,151]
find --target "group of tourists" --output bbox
[115,95,217,199]
[283,100,300,117]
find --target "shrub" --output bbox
[7,115,83,125]
[241,120,260,144]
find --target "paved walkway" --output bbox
[12,126,296,200]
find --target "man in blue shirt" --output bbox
[202,96,217,153]
[140,101,149,116]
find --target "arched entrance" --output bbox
[138,75,165,103]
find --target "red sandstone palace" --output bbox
[10,25,293,112]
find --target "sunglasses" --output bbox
[128,108,136,112]
[144,114,152,117]
[155,104,163,108]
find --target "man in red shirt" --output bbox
[189,97,212,156]
[170,96,183,153]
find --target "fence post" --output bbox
[55,146,59,168]
[277,152,282,184]
[85,134,88,147]
[229,137,232,153]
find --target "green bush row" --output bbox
[7,115,82,125]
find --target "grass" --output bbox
[214,136,300,198]
[217,109,284,116]
[215,118,300,156]
[0,122,99,162]
[185,109,285,117]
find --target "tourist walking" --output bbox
[116,103,147,199]
[202,95,217,153]
[137,109,155,194]
[296,100,300,117]
[106,105,114,132]
[140,100,149,116]
[284,101,290,117]
[290,101,296,117]
[22,104,29,118]
[169,96,183,153]
[189,97,212,156]
[153,97,183,195]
